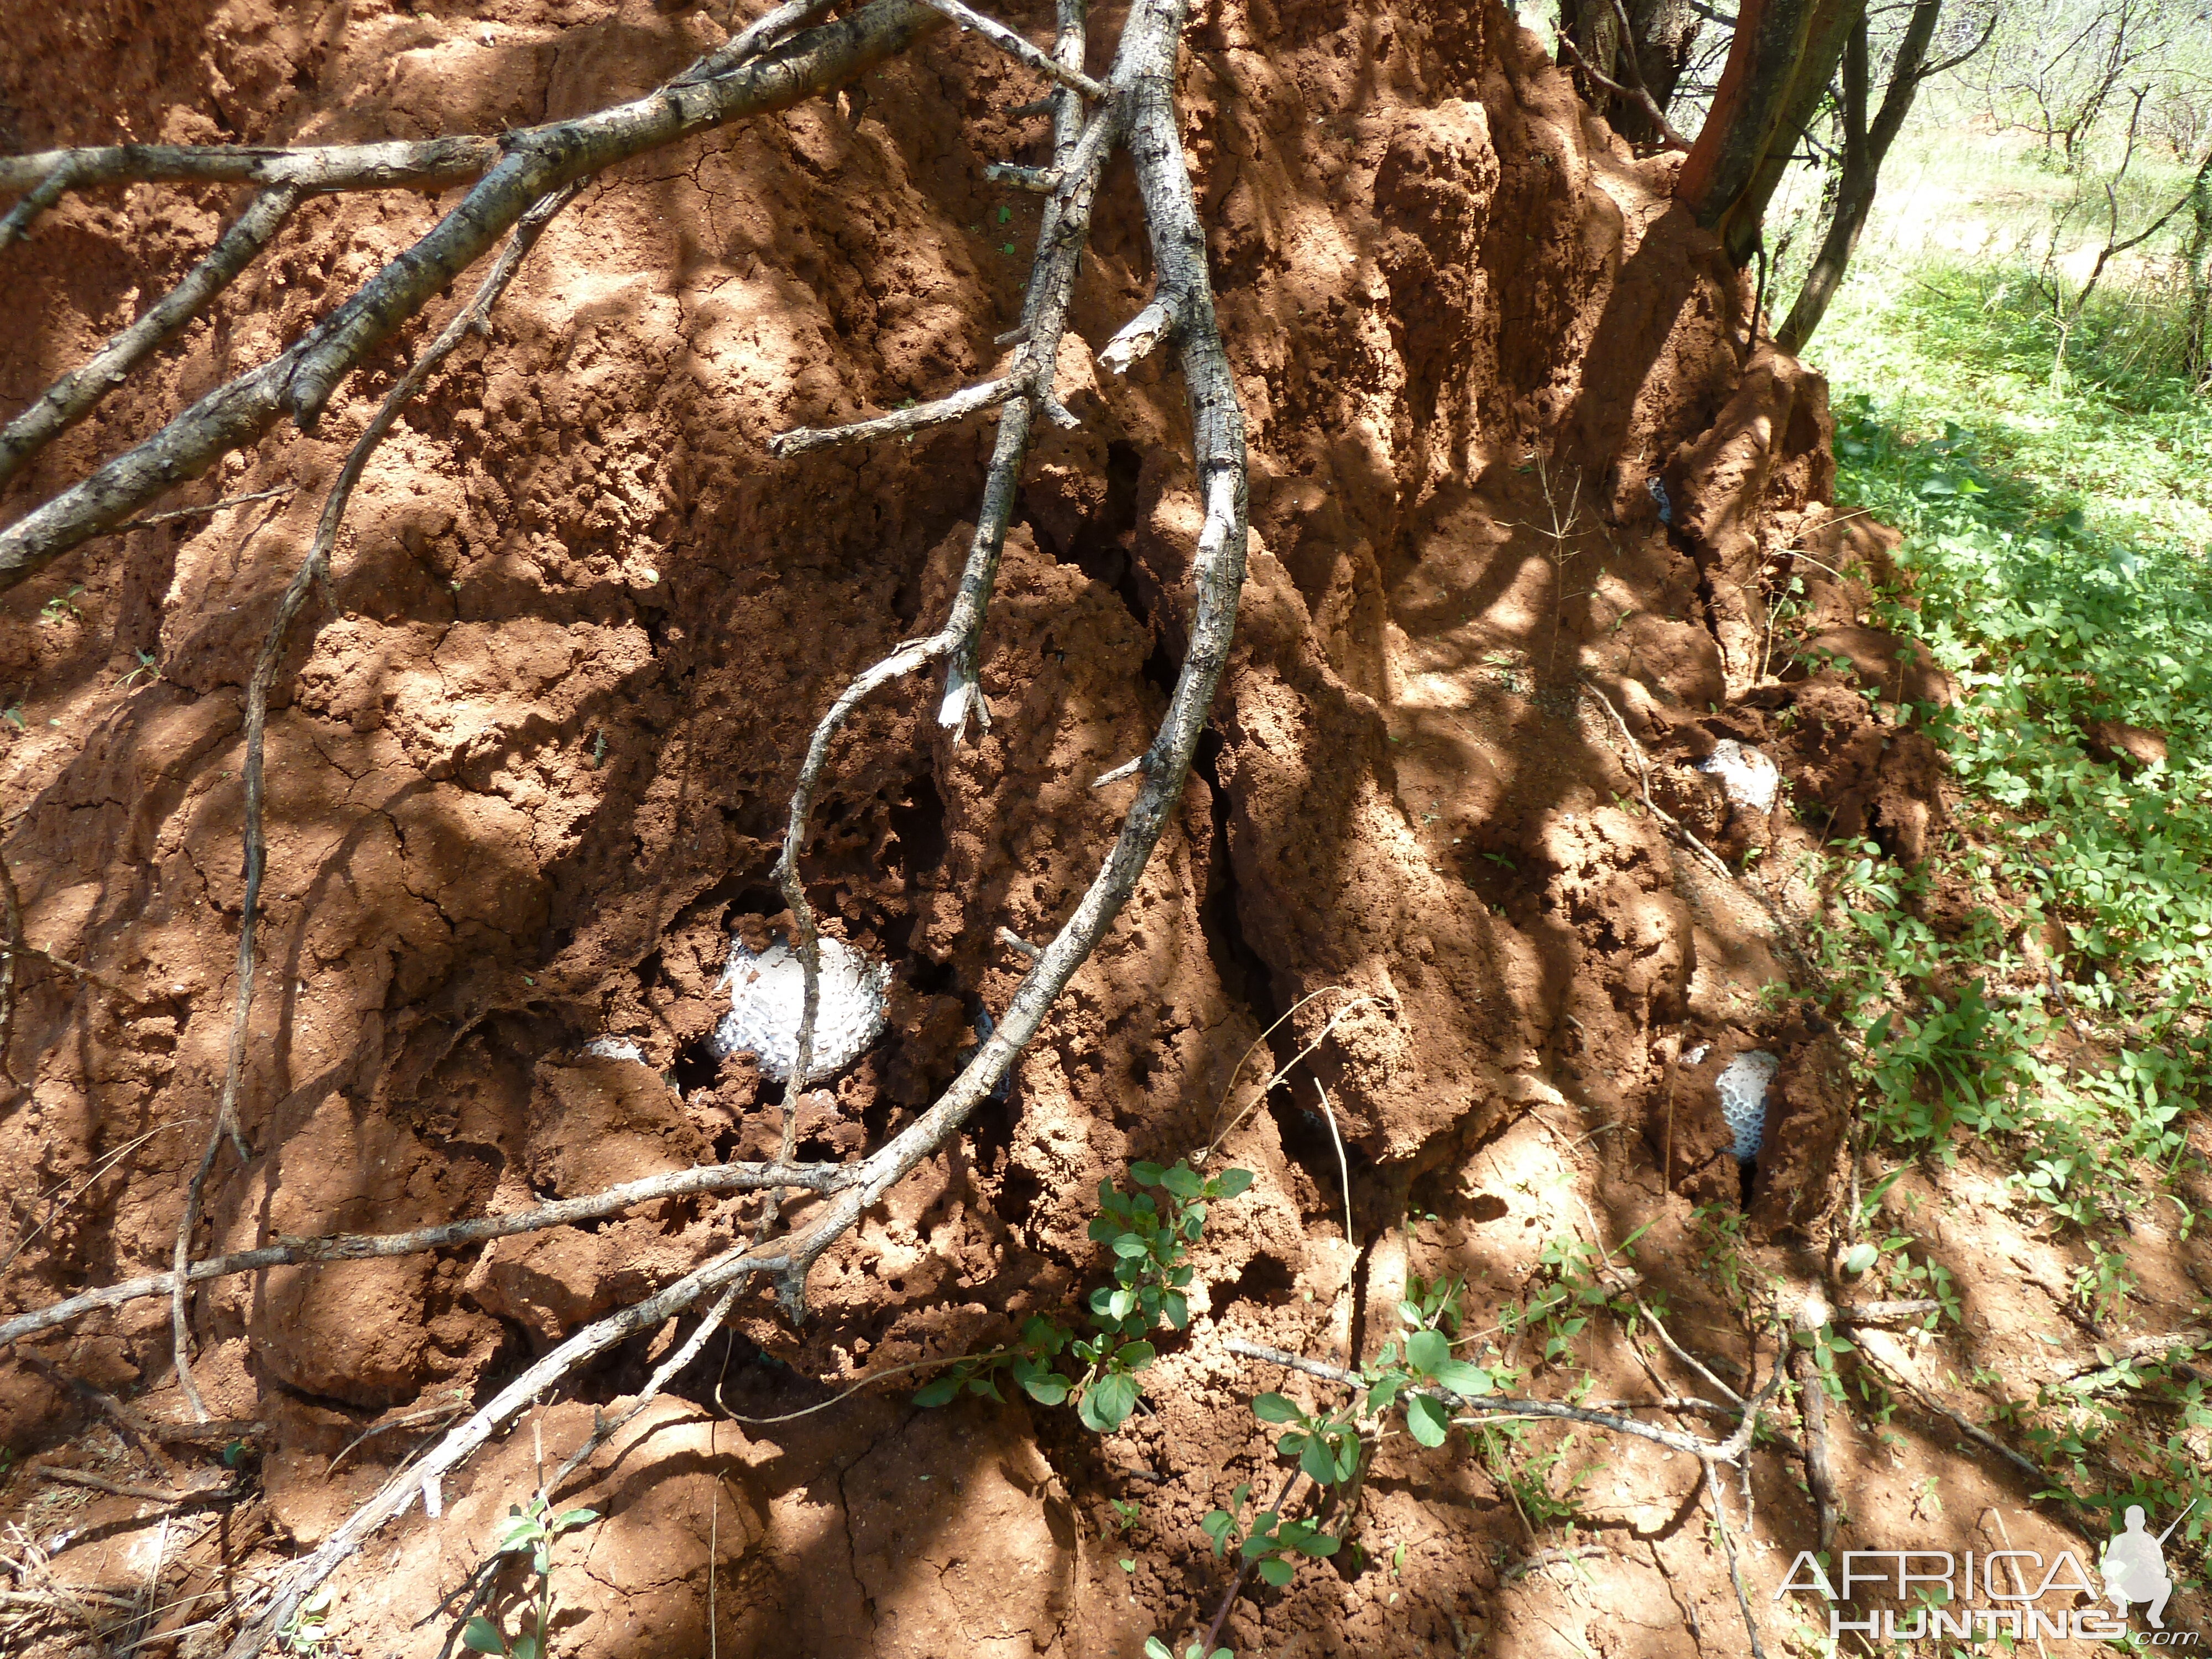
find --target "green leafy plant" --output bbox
[280,1585,336,1656]
[457,1496,599,1659]
[915,1159,1253,1432]
[1144,1639,1230,1659]
[39,585,83,624]
[1201,1284,1496,1592]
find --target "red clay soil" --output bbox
[0,2,2111,1657]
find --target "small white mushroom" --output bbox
[710,934,889,1084]
[1717,1050,1779,1163]
[1695,739,1780,815]
[584,1036,646,1063]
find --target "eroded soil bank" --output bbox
[3,0,2181,1655]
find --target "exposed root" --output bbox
[1703,1459,1769,1659]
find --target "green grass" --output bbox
[1799,253,2212,1225]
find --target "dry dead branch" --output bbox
[0,1156,852,1347]
[4,0,1248,1644]
[1223,1333,1789,1467]
[0,0,947,587]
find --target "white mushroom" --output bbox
[1695,739,1780,815]
[709,934,890,1084]
[1717,1050,1779,1163]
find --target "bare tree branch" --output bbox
[766,373,1023,457]
[1228,1335,1788,1464]
[0,138,502,202]
[0,1156,855,1349]
[911,0,1109,98]
[0,185,302,491]
[0,0,947,593]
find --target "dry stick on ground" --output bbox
[15,1353,181,1480]
[134,0,1246,1645]
[166,180,582,1422]
[1852,1342,2050,1488]
[538,1282,747,1505]
[1790,1290,1840,1553]
[1703,1459,1768,1659]
[0,1156,851,1349]
[1223,1334,1789,1466]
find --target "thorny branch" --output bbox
[2,0,1248,1648]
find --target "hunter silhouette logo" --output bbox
[2104,1504,2192,1629]
[1778,1501,2200,1644]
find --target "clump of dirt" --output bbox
[0,0,2118,1656]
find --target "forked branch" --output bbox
[7,0,1249,1648]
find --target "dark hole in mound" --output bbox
[1269,1090,1371,1228]
[887,773,948,880]
[1226,1251,1297,1308]
[671,1034,723,1097]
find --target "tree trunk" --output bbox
[1777,0,1943,352]
[1677,0,1866,264]
[1559,0,1700,149]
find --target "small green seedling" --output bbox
[458,1496,599,1659]
[119,649,162,688]
[916,1159,1253,1433]
[1144,1640,1230,1659]
[279,1585,335,1656]
[39,586,84,624]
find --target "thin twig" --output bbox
[16,1353,181,1479]
[1854,1343,2048,1487]
[1,1156,852,1348]
[1704,1460,1768,1659]
[910,0,1109,98]
[170,180,582,1422]
[544,1283,742,1501]
[766,373,1022,457]
[1225,1332,1789,1465]
[676,0,844,82]
[1196,1470,1300,1656]
[0,189,304,489]
[111,486,297,535]
[1312,1078,1356,1268]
